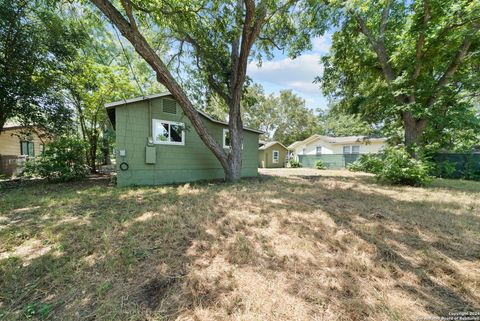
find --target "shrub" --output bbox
[289,159,301,168]
[432,160,457,179]
[315,160,326,170]
[24,137,89,182]
[461,154,480,181]
[348,154,383,174]
[376,147,432,186]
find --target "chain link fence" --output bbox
[298,154,361,169]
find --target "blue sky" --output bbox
[247,33,332,112]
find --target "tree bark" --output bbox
[0,115,7,135]
[90,134,98,173]
[225,98,244,181]
[402,112,427,147]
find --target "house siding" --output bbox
[294,141,385,155]
[0,128,45,177]
[292,140,386,159]
[259,143,288,168]
[0,129,43,156]
[289,135,387,168]
[115,97,259,186]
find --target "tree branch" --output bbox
[379,0,391,40]
[427,34,475,106]
[410,0,430,102]
[89,0,229,167]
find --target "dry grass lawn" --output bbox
[0,169,479,320]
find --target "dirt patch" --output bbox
[136,276,179,310]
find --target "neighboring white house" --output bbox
[288,135,388,161]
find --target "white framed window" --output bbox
[343,145,360,154]
[222,129,243,149]
[223,129,231,148]
[272,150,279,163]
[316,146,322,155]
[152,119,185,145]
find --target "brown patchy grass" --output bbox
[0,169,479,320]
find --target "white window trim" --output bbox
[222,128,230,148]
[152,119,185,145]
[222,129,243,149]
[343,145,360,154]
[316,146,322,155]
[272,150,279,163]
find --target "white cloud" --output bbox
[311,34,332,53]
[247,54,324,95]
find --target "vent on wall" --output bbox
[163,99,177,114]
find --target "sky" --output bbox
[247,33,332,112]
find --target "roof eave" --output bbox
[104,93,264,135]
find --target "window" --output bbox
[223,129,231,148]
[272,150,279,163]
[20,141,35,157]
[316,146,322,155]
[222,129,243,149]
[343,145,360,154]
[152,119,185,145]
[40,144,45,154]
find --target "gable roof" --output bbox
[2,120,38,131]
[259,141,288,150]
[105,92,263,134]
[288,134,388,149]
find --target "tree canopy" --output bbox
[0,0,86,134]
[319,0,480,151]
[87,0,329,180]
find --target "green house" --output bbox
[106,93,262,187]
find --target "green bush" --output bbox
[461,154,480,180]
[24,137,89,182]
[432,160,457,178]
[376,147,432,186]
[315,160,326,170]
[289,159,301,168]
[348,154,383,174]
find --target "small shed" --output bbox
[258,141,288,168]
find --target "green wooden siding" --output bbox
[114,97,259,186]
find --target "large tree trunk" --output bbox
[89,134,98,173]
[402,111,427,147]
[0,115,6,135]
[225,99,244,182]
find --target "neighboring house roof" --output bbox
[105,92,263,134]
[3,120,24,131]
[288,134,388,149]
[259,141,288,151]
[287,140,303,150]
